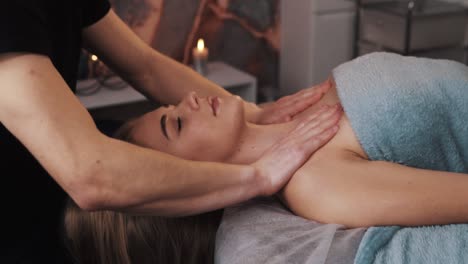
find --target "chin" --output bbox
[223,94,243,105]
[221,95,243,115]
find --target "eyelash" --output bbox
[177,117,182,132]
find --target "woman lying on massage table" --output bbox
[64,52,468,264]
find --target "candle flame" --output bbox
[91,55,98,61]
[197,39,205,51]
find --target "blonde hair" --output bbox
[63,200,223,264]
[112,118,139,143]
[64,200,131,264]
[63,119,223,264]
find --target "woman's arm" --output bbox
[283,148,468,228]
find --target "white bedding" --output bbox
[215,197,366,264]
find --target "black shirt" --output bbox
[0,0,110,263]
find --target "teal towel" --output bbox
[331,52,468,264]
[334,52,468,172]
[355,225,468,264]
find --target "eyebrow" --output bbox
[160,114,169,140]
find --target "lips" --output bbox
[208,96,220,116]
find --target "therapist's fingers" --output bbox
[297,108,342,146]
[276,88,320,105]
[273,80,333,122]
[275,92,324,122]
[253,105,341,196]
[294,104,342,131]
[276,79,330,105]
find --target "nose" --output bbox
[181,91,200,110]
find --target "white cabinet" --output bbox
[279,0,356,96]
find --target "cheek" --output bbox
[173,101,245,161]
[149,140,178,158]
[177,125,236,161]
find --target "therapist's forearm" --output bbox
[82,10,256,116]
[129,50,232,105]
[128,50,264,121]
[83,136,260,216]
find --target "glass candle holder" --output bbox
[192,38,209,75]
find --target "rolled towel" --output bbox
[333,52,468,172]
[332,52,468,264]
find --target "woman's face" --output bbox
[132,92,245,161]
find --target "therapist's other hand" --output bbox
[248,79,331,125]
[253,104,342,196]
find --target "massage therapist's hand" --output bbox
[246,79,331,125]
[253,104,343,196]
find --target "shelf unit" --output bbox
[353,0,467,62]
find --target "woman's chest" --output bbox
[297,79,368,163]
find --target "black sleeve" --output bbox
[81,0,111,28]
[0,1,51,56]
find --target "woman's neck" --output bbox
[227,77,339,164]
[226,121,297,164]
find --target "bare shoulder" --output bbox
[279,116,368,221]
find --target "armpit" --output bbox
[280,148,367,225]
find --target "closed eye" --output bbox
[160,114,169,140]
[177,117,182,133]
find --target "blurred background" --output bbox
[78,0,468,104]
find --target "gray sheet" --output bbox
[215,197,366,264]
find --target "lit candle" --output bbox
[192,38,209,75]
